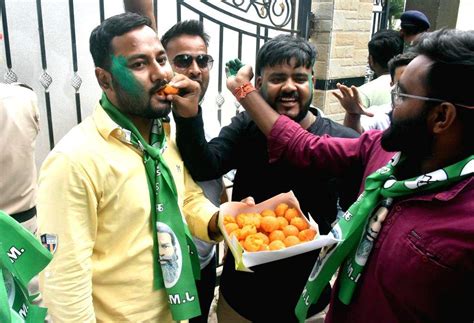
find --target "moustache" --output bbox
[149,80,169,96]
[277,92,299,101]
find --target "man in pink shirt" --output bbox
[226,28,474,322]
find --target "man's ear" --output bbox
[95,67,112,91]
[256,76,263,90]
[431,102,457,134]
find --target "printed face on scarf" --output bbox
[381,55,435,156]
[256,58,314,122]
[165,34,210,102]
[108,25,174,119]
[158,231,179,286]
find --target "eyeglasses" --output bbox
[391,85,474,109]
[172,54,214,70]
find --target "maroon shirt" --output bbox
[269,116,474,323]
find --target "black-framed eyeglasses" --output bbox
[172,54,214,70]
[391,85,474,109]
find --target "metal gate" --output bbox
[0,0,312,156]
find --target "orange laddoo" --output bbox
[223,215,236,225]
[284,235,301,247]
[269,240,286,250]
[255,232,270,245]
[261,216,279,233]
[277,217,289,230]
[282,224,299,237]
[274,203,289,217]
[290,217,309,231]
[269,230,285,242]
[298,228,317,241]
[259,243,270,251]
[284,207,299,222]
[229,228,241,240]
[236,213,261,229]
[243,234,266,252]
[225,222,239,235]
[261,209,276,217]
[239,224,257,240]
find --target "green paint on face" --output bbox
[110,55,144,99]
[308,74,314,103]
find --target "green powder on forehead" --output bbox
[110,55,144,96]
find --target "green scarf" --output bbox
[0,211,52,322]
[101,94,201,321]
[296,153,474,321]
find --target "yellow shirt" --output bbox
[37,104,219,322]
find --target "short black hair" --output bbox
[413,29,474,108]
[413,29,474,150]
[161,20,210,50]
[368,30,404,70]
[388,51,418,81]
[89,12,151,70]
[256,34,317,77]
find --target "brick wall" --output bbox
[310,0,373,122]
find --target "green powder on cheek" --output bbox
[308,74,314,103]
[110,55,144,98]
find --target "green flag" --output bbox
[0,210,52,322]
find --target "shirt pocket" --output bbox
[406,229,453,270]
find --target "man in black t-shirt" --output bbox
[173,34,359,322]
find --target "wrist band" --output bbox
[233,82,256,101]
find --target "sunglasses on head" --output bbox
[172,54,214,70]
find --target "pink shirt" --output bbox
[269,115,474,323]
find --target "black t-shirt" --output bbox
[175,107,361,321]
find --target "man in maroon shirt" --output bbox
[226,29,474,322]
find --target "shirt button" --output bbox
[395,205,402,211]
[422,256,428,263]
[386,219,392,225]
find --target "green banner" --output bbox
[0,211,52,322]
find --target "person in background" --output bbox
[37,13,224,322]
[0,82,42,305]
[173,34,360,322]
[160,19,227,323]
[226,28,474,323]
[347,29,404,110]
[400,10,430,50]
[336,51,417,133]
[123,0,156,30]
[0,82,40,234]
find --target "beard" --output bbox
[381,108,433,157]
[262,89,312,122]
[112,78,171,119]
[161,256,179,285]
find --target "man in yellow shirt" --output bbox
[37,12,223,322]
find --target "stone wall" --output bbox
[310,0,373,122]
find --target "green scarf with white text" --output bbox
[295,152,474,321]
[0,211,52,322]
[101,94,201,321]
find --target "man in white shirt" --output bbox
[335,52,418,134]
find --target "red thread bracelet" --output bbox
[233,82,256,101]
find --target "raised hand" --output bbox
[225,59,254,93]
[168,73,201,118]
[332,83,374,117]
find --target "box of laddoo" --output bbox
[219,191,340,271]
